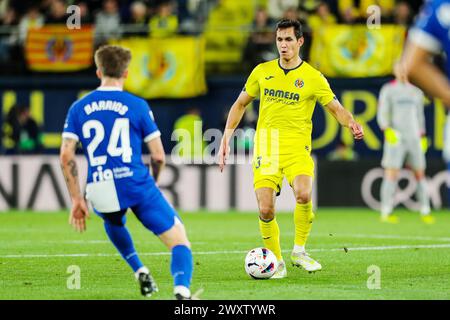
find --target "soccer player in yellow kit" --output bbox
[219,19,364,278]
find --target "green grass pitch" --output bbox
[0,208,449,300]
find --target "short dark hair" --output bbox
[276,19,303,39]
[94,45,132,78]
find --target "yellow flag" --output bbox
[111,37,207,98]
[310,25,406,77]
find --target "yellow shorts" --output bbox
[252,152,315,194]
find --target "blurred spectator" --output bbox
[130,1,148,24]
[178,0,206,34]
[393,1,412,27]
[0,4,18,26]
[148,1,178,38]
[0,5,19,63]
[267,0,300,21]
[2,0,28,17]
[358,0,394,22]
[173,107,205,160]
[283,6,310,28]
[283,6,300,20]
[282,7,312,60]
[337,0,359,23]
[243,7,277,71]
[75,1,94,24]
[3,105,43,154]
[308,1,336,31]
[177,0,191,24]
[85,0,104,14]
[45,0,69,24]
[18,5,44,44]
[95,0,122,44]
[0,0,7,16]
[125,1,148,36]
[306,1,335,66]
[338,0,394,24]
[298,0,321,13]
[40,0,55,12]
[0,0,11,20]
[327,140,359,161]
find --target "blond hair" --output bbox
[94,45,132,79]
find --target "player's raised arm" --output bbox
[325,99,364,140]
[60,137,89,232]
[146,137,165,183]
[219,90,255,172]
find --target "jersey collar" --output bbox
[96,86,123,91]
[278,59,304,75]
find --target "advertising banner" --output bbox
[317,159,449,209]
[0,156,317,212]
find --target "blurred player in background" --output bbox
[59,45,194,300]
[219,19,364,278]
[377,63,434,224]
[4,105,43,154]
[403,0,450,211]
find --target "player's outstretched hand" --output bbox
[218,139,230,172]
[69,198,90,233]
[349,120,364,140]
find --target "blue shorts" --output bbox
[94,189,181,235]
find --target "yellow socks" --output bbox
[294,201,315,247]
[258,217,282,261]
[258,202,314,261]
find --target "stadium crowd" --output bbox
[0,0,425,72]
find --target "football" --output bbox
[244,247,278,279]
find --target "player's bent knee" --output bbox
[295,192,311,204]
[159,223,191,250]
[259,205,275,220]
[168,239,191,250]
[103,212,126,227]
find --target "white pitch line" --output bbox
[3,233,450,247]
[316,233,450,242]
[311,243,450,252]
[321,232,450,242]
[1,243,450,259]
[0,240,210,246]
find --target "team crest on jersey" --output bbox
[294,79,304,88]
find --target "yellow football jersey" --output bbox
[244,59,335,155]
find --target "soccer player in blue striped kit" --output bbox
[60,45,194,300]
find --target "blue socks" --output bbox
[171,245,193,288]
[103,215,144,272]
[102,212,193,291]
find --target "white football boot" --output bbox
[271,260,287,279]
[291,252,322,273]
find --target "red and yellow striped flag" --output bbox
[25,25,94,72]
